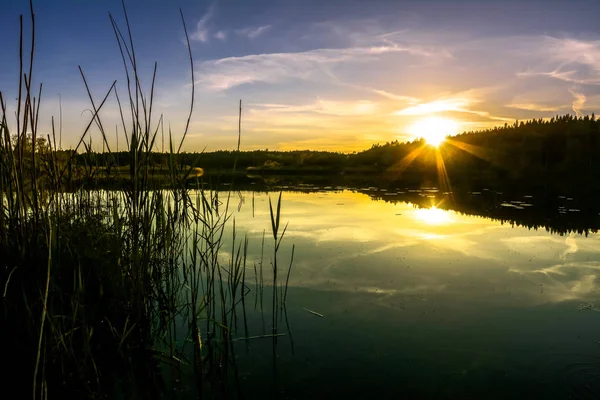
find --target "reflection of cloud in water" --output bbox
[419,233,449,240]
[510,261,600,303]
[317,226,377,242]
[391,227,502,261]
[502,235,555,244]
[356,242,419,256]
[218,190,600,306]
[358,284,448,296]
[501,235,565,261]
[561,234,578,259]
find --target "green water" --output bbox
[186,188,600,399]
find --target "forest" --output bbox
[40,113,600,191]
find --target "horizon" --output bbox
[2,0,600,152]
[42,112,597,156]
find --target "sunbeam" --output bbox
[435,147,453,195]
[387,143,426,174]
[445,138,503,168]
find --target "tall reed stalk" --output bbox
[0,1,295,399]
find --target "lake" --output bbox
[177,184,600,399]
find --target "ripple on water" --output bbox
[534,352,600,399]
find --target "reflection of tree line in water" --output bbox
[213,176,600,237]
[370,189,599,237]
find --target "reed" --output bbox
[0,2,294,399]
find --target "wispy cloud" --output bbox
[191,3,216,42]
[517,69,596,85]
[394,98,474,116]
[304,19,404,48]
[392,89,515,123]
[505,103,561,112]
[569,88,586,116]
[341,83,419,103]
[214,30,227,41]
[249,99,379,116]
[517,36,600,85]
[196,44,441,91]
[223,98,398,151]
[561,235,579,260]
[367,88,418,103]
[236,25,272,39]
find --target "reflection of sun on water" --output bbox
[409,116,460,147]
[413,206,453,225]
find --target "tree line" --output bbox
[14,114,600,187]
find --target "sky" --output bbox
[2,0,600,152]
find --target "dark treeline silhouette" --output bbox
[351,113,600,184]
[19,113,600,197]
[72,149,349,172]
[456,113,600,171]
[69,114,600,183]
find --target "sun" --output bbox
[408,116,460,147]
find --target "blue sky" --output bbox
[2,0,600,152]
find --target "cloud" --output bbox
[214,30,227,41]
[518,69,597,85]
[569,88,586,116]
[392,89,516,124]
[394,98,474,116]
[339,83,419,103]
[304,19,404,48]
[196,44,441,91]
[223,98,399,151]
[199,23,271,43]
[191,3,216,42]
[561,234,578,259]
[505,103,561,112]
[512,261,600,303]
[367,88,419,103]
[236,25,272,39]
[249,99,379,116]
[517,36,600,86]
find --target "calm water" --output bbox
[191,187,600,399]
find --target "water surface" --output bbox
[197,187,600,399]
